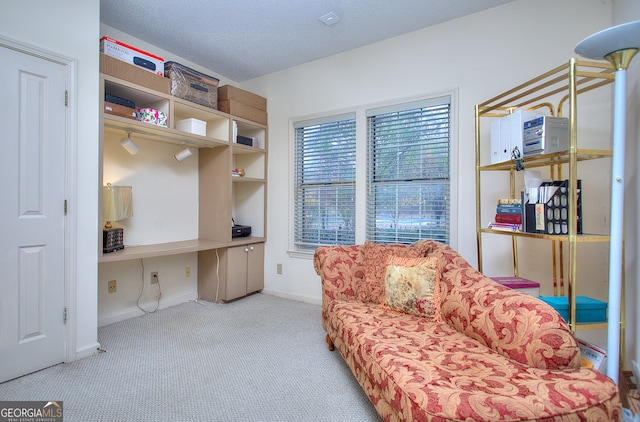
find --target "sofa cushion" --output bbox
[326,299,620,421]
[383,255,441,320]
[359,242,430,304]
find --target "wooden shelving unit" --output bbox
[99,72,268,301]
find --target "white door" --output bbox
[0,44,67,382]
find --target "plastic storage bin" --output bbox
[538,295,607,323]
[164,61,219,109]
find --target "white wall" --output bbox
[0,0,100,359]
[242,0,614,305]
[99,135,200,326]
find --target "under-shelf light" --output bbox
[120,132,139,155]
[174,144,193,161]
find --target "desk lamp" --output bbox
[103,183,133,253]
[575,20,640,383]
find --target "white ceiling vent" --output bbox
[318,12,340,26]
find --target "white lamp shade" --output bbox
[575,20,640,60]
[103,185,133,222]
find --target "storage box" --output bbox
[538,295,607,323]
[136,108,167,127]
[491,276,540,296]
[176,118,207,136]
[578,339,607,371]
[100,37,164,76]
[104,102,137,120]
[219,99,267,125]
[100,53,170,94]
[164,61,219,109]
[218,85,267,111]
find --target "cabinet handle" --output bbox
[244,247,249,253]
[249,246,254,251]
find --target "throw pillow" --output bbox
[383,255,442,321]
[359,242,430,303]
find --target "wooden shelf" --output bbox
[98,237,267,263]
[99,239,228,263]
[103,115,228,148]
[232,143,266,154]
[232,176,265,183]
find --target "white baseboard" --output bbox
[98,292,198,327]
[72,341,101,361]
[260,289,321,306]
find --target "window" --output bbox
[366,97,451,244]
[293,114,356,251]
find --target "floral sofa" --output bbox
[313,240,620,421]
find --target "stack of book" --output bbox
[489,198,522,231]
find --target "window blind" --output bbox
[293,114,356,250]
[366,98,450,244]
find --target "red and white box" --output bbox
[490,276,540,296]
[100,36,164,76]
[577,339,607,371]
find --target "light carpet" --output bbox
[0,293,381,421]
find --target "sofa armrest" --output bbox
[314,245,366,333]
[429,243,581,370]
[314,245,364,303]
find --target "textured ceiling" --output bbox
[101,0,515,82]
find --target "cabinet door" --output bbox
[225,246,248,300]
[246,243,264,294]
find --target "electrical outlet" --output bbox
[108,280,117,293]
[185,266,191,278]
[276,263,283,274]
[150,271,159,284]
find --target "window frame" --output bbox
[366,96,452,245]
[291,113,357,252]
[289,91,458,257]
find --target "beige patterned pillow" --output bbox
[359,242,431,303]
[383,255,442,321]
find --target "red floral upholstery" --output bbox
[429,242,581,370]
[314,240,621,422]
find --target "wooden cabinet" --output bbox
[225,243,265,300]
[98,71,267,301]
[197,243,264,302]
[474,58,615,332]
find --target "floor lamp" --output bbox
[575,20,640,384]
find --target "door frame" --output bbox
[0,35,79,362]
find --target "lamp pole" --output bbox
[575,20,640,384]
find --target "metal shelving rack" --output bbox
[474,58,616,332]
